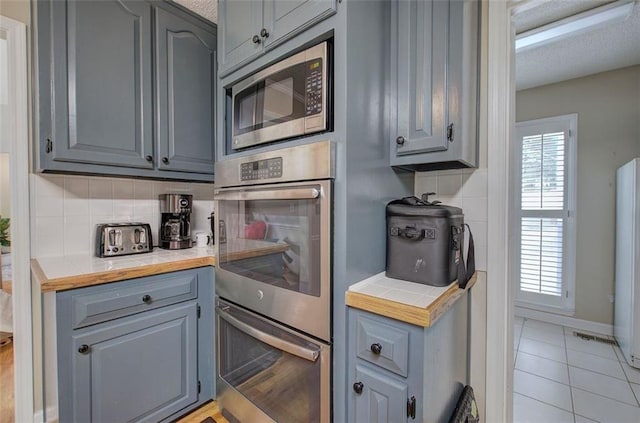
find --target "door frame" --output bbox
[0,14,33,422]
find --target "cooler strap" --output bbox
[458,224,476,289]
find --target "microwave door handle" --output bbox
[218,308,320,363]
[215,187,320,201]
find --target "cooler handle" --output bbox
[390,225,426,241]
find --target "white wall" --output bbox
[516,65,640,325]
[29,174,214,258]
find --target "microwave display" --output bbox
[231,42,329,151]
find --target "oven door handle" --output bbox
[218,308,320,362]
[214,187,320,201]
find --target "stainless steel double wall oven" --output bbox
[214,141,334,422]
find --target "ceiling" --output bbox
[173,0,639,92]
[514,0,640,90]
[174,0,217,23]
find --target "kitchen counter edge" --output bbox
[32,254,216,292]
[346,272,478,327]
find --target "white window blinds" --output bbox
[515,115,576,311]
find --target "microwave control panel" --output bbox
[305,59,323,116]
[240,157,283,181]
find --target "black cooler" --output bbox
[385,196,474,288]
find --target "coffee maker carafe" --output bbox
[159,194,193,249]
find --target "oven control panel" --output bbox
[240,157,283,181]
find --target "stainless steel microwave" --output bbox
[231,41,329,150]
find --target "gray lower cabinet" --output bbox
[218,0,336,76]
[56,267,214,422]
[390,0,480,171]
[348,295,469,423]
[35,0,217,182]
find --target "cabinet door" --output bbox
[155,8,216,175]
[392,0,449,157]
[218,0,263,73]
[353,365,409,423]
[262,0,337,48]
[70,302,198,423]
[44,0,154,169]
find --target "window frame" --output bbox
[512,114,577,313]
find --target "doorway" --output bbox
[509,1,640,421]
[0,13,33,423]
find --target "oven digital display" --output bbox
[240,157,283,181]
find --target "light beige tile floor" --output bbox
[514,317,640,423]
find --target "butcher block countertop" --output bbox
[346,272,477,327]
[32,239,289,292]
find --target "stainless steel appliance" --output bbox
[95,223,153,258]
[231,41,329,151]
[159,194,193,249]
[216,299,330,423]
[214,141,334,422]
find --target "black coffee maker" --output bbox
[159,194,192,249]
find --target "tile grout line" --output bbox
[615,345,640,408]
[513,392,576,417]
[563,325,577,422]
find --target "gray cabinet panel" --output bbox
[354,365,408,423]
[56,268,215,422]
[72,302,198,423]
[393,0,448,156]
[155,8,216,174]
[356,315,409,377]
[35,0,217,182]
[71,270,198,328]
[390,0,479,171]
[218,0,336,75]
[263,0,336,48]
[218,0,262,72]
[50,0,154,168]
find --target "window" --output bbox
[514,114,577,311]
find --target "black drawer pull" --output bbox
[371,343,382,355]
[78,344,90,354]
[142,294,152,304]
[353,381,364,394]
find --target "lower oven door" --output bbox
[216,298,330,423]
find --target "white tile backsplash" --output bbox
[30,174,215,258]
[415,168,488,271]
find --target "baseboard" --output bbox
[34,406,58,423]
[515,306,613,336]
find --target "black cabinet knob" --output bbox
[252,35,261,44]
[260,28,269,39]
[371,343,382,355]
[353,381,364,394]
[162,157,169,164]
[142,294,152,304]
[396,136,406,146]
[145,155,153,162]
[78,344,90,354]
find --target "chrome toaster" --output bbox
[95,223,153,258]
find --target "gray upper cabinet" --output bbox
[390,0,480,171]
[39,0,154,170]
[218,0,263,74]
[35,0,217,182]
[218,0,336,76]
[155,7,216,175]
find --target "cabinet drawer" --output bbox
[356,315,409,377]
[70,271,198,329]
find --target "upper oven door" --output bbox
[231,42,327,150]
[214,179,332,341]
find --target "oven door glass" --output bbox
[217,300,329,423]
[216,183,326,297]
